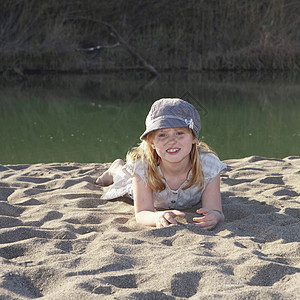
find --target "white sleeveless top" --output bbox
[102,152,226,209]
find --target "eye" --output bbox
[176,131,185,135]
[158,133,167,138]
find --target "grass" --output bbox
[0,0,299,74]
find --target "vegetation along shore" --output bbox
[1,0,299,77]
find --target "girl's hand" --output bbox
[193,208,224,230]
[155,210,185,228]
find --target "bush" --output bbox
[0,0,299,74]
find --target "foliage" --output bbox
[0,0,299,73]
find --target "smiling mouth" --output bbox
[166,148,180,153]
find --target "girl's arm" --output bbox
[193,174,225,230]
[133,175,185,227]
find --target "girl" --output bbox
[96,98,226,229]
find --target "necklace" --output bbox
[159,165,191,190]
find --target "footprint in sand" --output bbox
[77,198,102,208]
[79,280,113,295]
[65,214,102,225]
[0,244,26,259]
[55,240,73,253]
[13,198,43,206]
[0,187,16,200]
[273,188,298,197]
[234,261,300,286]
[284,208,300,218]
[0,227,51,244]
[0,216,23,228]
[0,165,9,172]
[16,176,53,184]
[0,202,24,217]
[260,176,284,185]
[103,274,137,289]
[53,166,80,172]
[171,271,202,298]
[5,165,30,171]
[128,291,173,299]
[1,272,43,298]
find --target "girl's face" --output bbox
[149,127,196,165]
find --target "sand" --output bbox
[0,156,299,299]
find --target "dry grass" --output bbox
[0,0,299,74]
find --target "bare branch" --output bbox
[100,21,159,76]
[69,17,159,76]
[76,42,120,52]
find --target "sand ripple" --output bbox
[0,157,299,299]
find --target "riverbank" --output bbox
[0,156,299,299]
[1,1,299,76]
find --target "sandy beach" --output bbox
[0,156,299,299]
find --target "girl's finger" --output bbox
[165,214,177,225]
[193,217,203,223]
[196,208,210,215]
[157,215,171,227]
[171,210,186,217]
[193,215,208,222]
[195,221,212,230]
[157,220,166,228]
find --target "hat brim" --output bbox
[140,118,193,140]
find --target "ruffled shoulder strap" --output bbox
[125,157,149,184]
[200,152,227,184]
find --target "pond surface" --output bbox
[0,72,299,164]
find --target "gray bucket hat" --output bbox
[140,98,201,140]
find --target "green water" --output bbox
[0,72,299,164]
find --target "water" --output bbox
[0,72,299,164]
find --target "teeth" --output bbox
[167,148,179,153]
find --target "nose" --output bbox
[167,132,177,143]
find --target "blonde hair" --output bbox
[126,130,216,193]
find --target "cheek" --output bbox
[153,139,164,148]
[154,146,163,154]
[153,145,165,156]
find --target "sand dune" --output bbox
[0,156,299,299]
